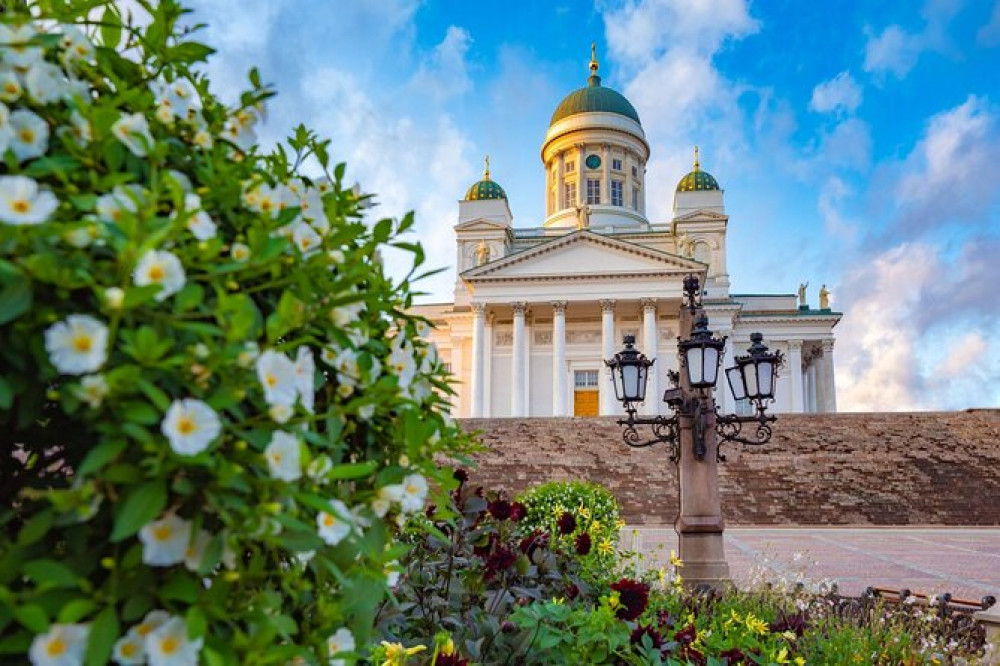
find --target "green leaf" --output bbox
[99,7,121,48]
[23,560,79,589]
[136,379,171,412]
[186,606,207,641]
[160,573,199,603]
[78,439,127,476]
[0,375,13,410]
[84,605,118,666]
[0,268,32,325]
[111,480,167,542]
[13,604,48,634]
[327,461,378,480]
[174,283,204,312]
[17,510,53,546]
[167,42,216,63]
[121,401,159,425]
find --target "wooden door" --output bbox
[574,390,599,416]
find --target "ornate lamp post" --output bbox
[606,274,783,589]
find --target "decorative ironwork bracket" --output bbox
[615,404,680,463]
[714,406,777,462]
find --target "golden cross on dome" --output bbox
[693,145,700,171]
[484,154,490,179]
[590,42,599,75]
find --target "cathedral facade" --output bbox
[413,52,840,418]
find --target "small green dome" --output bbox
[549,46,641,126]
[465,156,507,200]
[676,147,720,192]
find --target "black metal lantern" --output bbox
[606,334,654,404]
[729,333,782,406]
[678,315,726,389]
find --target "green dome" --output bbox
[676,147,720,192]
[550,74,641,126]
[465,178,507,201]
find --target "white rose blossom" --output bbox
[183,529,212,572]
[399,474,428,513]
[326,627,355,666]
[9,109,48,162]
[0,67,22,102]
[145,616,203,666]
[161,398,222,455]
[268,403,292,424]
[292,219,321,255]
[230,242,250,262]
[130,610,171,642]
[181,193,217,240]
[74,374,108,409]
[59,25,95,66]
[96,185,141,223]
[103,287,124,310]
[44,314,108,375]
[0,23,44,68]
[294,346,316,413]
[133,249,185,301]
[112,630,146,665]
[0,174,58,225]
[25,60,65,104]
[265,431,302,482]
[256,349,298,406]
[112,112,154,157]
[29,622,89,666]
[139,514,191,566]
[317,499,353,546]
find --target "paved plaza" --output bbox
[625,527,1000,602]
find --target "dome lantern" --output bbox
[676,146,721,192]
[548,44,641,126]
[464,155,507,201]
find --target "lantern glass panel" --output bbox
[686,347,705,385]
[622,364,641,401]
[636,364,648,402]
[611,364,625,402]
[742,361,759,397]
[703,347,720,386]
[726,366,746,400]
[757,359,775,398]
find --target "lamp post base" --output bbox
[678,531,731,591]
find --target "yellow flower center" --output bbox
[47,638,67,656]
[4,82,18,95]
[322,514,335,527]
[76,45,88,56]
[136,623,153,637]
[121,642,137,657]
[265,373,277,388]
[176,416,197,435]
[300,238,312,249]
[72,334,93,353]
[259,199,273,212]
[111,209,122,221]
[11,199,30,214]
[271,452,282,464]
[161,636,179,654]
[406,484,418,495]
[19,128,34,143]
[154,525,173,541]
[148,264,165,282]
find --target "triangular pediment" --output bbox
[454,218,510,232]
[462,230,705,281]
[673,209,728,222]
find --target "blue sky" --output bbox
[187,0,1000,411]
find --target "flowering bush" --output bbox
[0,3,473,664]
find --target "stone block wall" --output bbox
[460,410,1000,525]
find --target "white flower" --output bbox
[327,249,345,264]
[330,302,363,328]
[265,431,302,482]
[96,185,140,223]
[29,622,89,666]
[112,112,154,157]
[292,219,321,255]
[236,341,259,367]
[104,287,124,310]
[326,627,355,666]
[59,25,95,66]
[388,337,417,394]
[183,194,217,240]
[0,175,58,225]
[145,616,203,666]
[399,474,428,513]
[268,403,292,424]
[0,67,22,102]
[222,106,259,150]
[9,109,48,162]
[63,225,95,248]
[192,128,212,149]
[307,455,332,481]
[256,349,298,406]
[130,610,171,641]
[44,315,108,375]
[0,23,43,68]
[317,499,352,546]
[183,529,212,572]
[112,631,145,665]
[139,514,191,566]
[230,242,250,262]
[66,110,91,145]
[294,346,316,413]
[371,485,399,518]
[25,60,65,104]
[333,348,359,386]
[133,249,185,301]
[74,374,108,409]
[385,561,401,587]
[150,77,200,122]
[161,398,221,455]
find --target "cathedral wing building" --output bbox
[412,50,840,418]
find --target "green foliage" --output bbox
[0,2,473,664]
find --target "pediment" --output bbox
[673,209,729,222]
[462,230,705,282]
[454,218,510,232]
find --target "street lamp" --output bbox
[605,274,784,589]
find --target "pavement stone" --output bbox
[624,527,1000,602]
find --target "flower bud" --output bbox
[104,287,125,310]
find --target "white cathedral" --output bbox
[413,51,840,419]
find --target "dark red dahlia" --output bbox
[453,468,469,484]
[770,611,808,636]
[557,512,576,535]
[610,578,650,621]
[629,624,664,649]
[656,610,675,629]
[509,501,527,522]
[473,533,498,558]
[484,547,517,580]
[574,532,592,555]
[518,529,549,556]
[435,653,469,666]
[680,646,706,666]
[424,503,437,519]
[673,623,697,644]
[488,499,512,521]
[719,647,747,664]
[565,582,580,600]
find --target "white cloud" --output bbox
[809,71,862,114]
[978,1,1000,46]
[934,332,988,378]
[817,176,858,240]
[862,0,964,79]
[409,26,474,104]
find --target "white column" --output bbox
[523,308,532,415]
[641,298,659,415]
[821,339,837,413]
[450,337,464,416]
[471,303,486,418]
[600,299,616,416]
[602,143,610,203]
[576,143,585,204]
[805,360,817,413]
[788,340,804,413]
[484,314,493,417]
[511,302,527,417]
[557,152,565,211]
[552,301,568,416]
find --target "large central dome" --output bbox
[549,47,641,126]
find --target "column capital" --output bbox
[551,300,568,314]
[640,297,657,312]
[600,299,616,313]
[788,339,804,351]
[821,338,835,353]
[471,302,486,315]
[511,301,527,315]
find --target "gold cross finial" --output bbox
[484,154,490,179]
[693,145,700,170]
[590,42,599,75]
